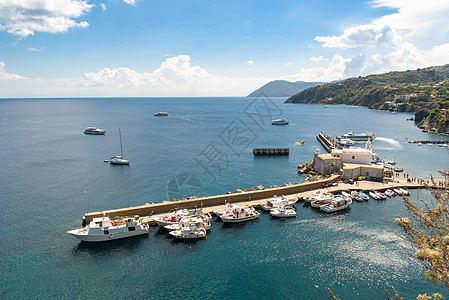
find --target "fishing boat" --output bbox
[84,126,106,135]
[270,206,296,218]
[393,188,403,196]
[213,203,239,217]
[67,216,149,242]
[261,195,298,211]
[153,209,211,227]
[220,206,260,223]
[338,138,355,146]
[374,191,387,200]
[385,189,395,197]
[369,191,380,200]
[271,118,290,125]
[165,218,212,231]
[359,191,369,201]
[154,112,169,116]
[350,191,363,202]
[109,129,130,165]
[169,225,207,239]
[320,197,352,213]
[303,192,333,203]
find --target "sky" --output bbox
[1,0,449,97]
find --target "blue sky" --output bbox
[1,0,449,97]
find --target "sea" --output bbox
[0,97,448,299]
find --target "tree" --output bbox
[391,170,449,298]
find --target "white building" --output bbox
[330,148,372,165]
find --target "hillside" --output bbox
[285,64,449,134]
[248,80,324,97]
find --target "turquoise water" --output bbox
[0,97,448,299]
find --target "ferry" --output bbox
[271,118,290,125]
[67,216,149,242]
[84,126,106,135]
[339,131,376,141]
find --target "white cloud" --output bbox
[247,60,254,66]
[100,3,107,11]
[283,54,349,82]
[123,0,136,5]
[28,46,45,52]
[0,0,92,37]
[310,56,327,62]
[0,55,270,97]
[283,62,292,66]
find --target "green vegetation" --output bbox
[285,64,449,134]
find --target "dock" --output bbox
[408,140,448,144]
[253,148,289,156]
[316,133,342,153]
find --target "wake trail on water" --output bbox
[374,137,404,150]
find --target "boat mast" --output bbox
[84,191,88,216]
[119,129,124,157]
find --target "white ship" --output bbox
[84,126,106,135]
[271,118,290,125]
[339,131,376,141]
[67,216,149,242]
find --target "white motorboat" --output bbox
[109,129,130,165]
[67,216,149,242]
[213,203,240,217]
[220,206,260,223]
[164,217,212,231]
[311,197,333,208]
[385,189,395,197]
[270,206,296,218]
[393,188,403,196]
[84,126,106,135]
[369,191,380,200]
[153,209,211,227]
[341,191,352,200]
[320,197,352,213]
[271,118,290,125]
[261,195,298,211]
[154,112,168,116]
[340,131,375,141]
[303,192,333,203]
[169,225,207,239]
[374,191,387,200]
[350,191,363,202]
[399,188,410,195]
[338,138,355,146]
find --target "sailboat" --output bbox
[109,129,130,165]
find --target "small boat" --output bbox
[67,216,149,242]
[303,192,333,203]
[374,191,387,200]
[338,138,355,146]
[271,118,290,125]
[311,197,334,208]
[109,129,130,165]
[169,225,207,239]
[393,188,403,196]
[261,195,298,211]
[399,188,410,196]
[153,209,212,227]
[220,207,260,223]
[320,197,352,213]
[154,112,169,116]
[341,191,352,200]
[359,192,369,201]
[164,217,212,231]
[385,189,395,197]
[213,203,239,217]
[270,206,296,218]
[84,126,106,135]
[369,191,380,200]
[394,167,404,172]
[417,143,422,146]
[428,143,433,147]
[350,191,363,202]
[386,160,396,165]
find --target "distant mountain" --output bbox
[247,80,325,97]
[285,64,449,134]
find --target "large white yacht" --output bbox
[67,216,149,242]
[271,118,290,125]
[340,132,376,141]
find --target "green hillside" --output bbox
[248,80,324,97]
[285,64,449,134]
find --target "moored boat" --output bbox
[164,217,212,231]
[320,197,352,213]
[270,206,296,218]
[311,197,334,208]
[271,118,290,125]
[393,188,403,196]
[67,216,149,242]
[359,191,369,201]
[385,189,395,197]
[261,195,298,211]
[220,206,260,223]
[374,191,387,200]
[369,191,380,200]
[169,225,207,239]
[350,191,363,202]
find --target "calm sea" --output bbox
[0,97,448,299]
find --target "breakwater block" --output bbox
[253,148,289,156]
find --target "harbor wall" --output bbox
[82,174,341,225]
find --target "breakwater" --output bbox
[82,174,341,225]
[316,133,341,153]
[408,140,448,144]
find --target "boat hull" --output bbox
[84,131,106,135]
[67,228,149,242]
[221,213,260,223]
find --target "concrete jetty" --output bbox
[316,133,342,153]
[82,175,341,225]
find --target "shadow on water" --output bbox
[71,234,148,256]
